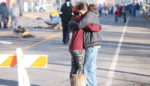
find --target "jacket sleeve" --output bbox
[78,11,99,29]
[84,24,101,32]
[69,21,79,31]
[59,4,64,18]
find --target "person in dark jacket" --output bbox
[0,2,9,29]
[122,6,127,23]
[70,3,102,86]
[135,3,140,16]
[59,0,73,44]
[83,4,101,86]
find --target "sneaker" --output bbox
[64,42,69,44]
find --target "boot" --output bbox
[4,22,8,29]
[70,74,86,86]
[4,18,8,29]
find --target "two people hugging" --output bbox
[69,2,102,86]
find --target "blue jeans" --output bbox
[11,16,18,28]
[136,10,139,16]
[115,15,118,23]
[84,47,98,86]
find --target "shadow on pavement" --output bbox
[98,68,150,78]
[0,79,40,86]
[48,62,150,78]
[97,74,150,86]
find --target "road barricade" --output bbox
[0,55,17,67]
[0,48,48,86]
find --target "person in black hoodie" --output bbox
[59,0,73,44]
[0,2,9,29]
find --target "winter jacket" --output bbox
[84,28,102,48]
[59,1,73,23]
[0,3,9,19]
[79,10,102,48]
[115,9,120,16]
[69,16,101,50]
[136,4,140,10]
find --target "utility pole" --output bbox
[113,0,115,5]
[17,0,23,16]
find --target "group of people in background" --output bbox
[0,2,19,30]
[98,2,148,23]
[114,3,141,23]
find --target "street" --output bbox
[0,14,150,86]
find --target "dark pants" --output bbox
[0,18,8,28]
[69,49,85,76]
[62,22,70,44]
[123,16,126,23]
[4,19,8,28]
[123,13,127,23]
[115,15,118,23]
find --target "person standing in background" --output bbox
[59,0,73,44]
[115,8,120,23]
[0,2,9,29]
[122,6,127,23]
[135,3,140,17]
[10,3,20,30]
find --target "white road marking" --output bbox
[105,17,130,86]
[0,41,13,44]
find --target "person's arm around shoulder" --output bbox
[78,11,99,29]
[85,24,102,32]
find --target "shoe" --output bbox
[4,26,8,29]
[64,42,69,44]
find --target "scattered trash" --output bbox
[44,11,62,29]
[12,26,34,38]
